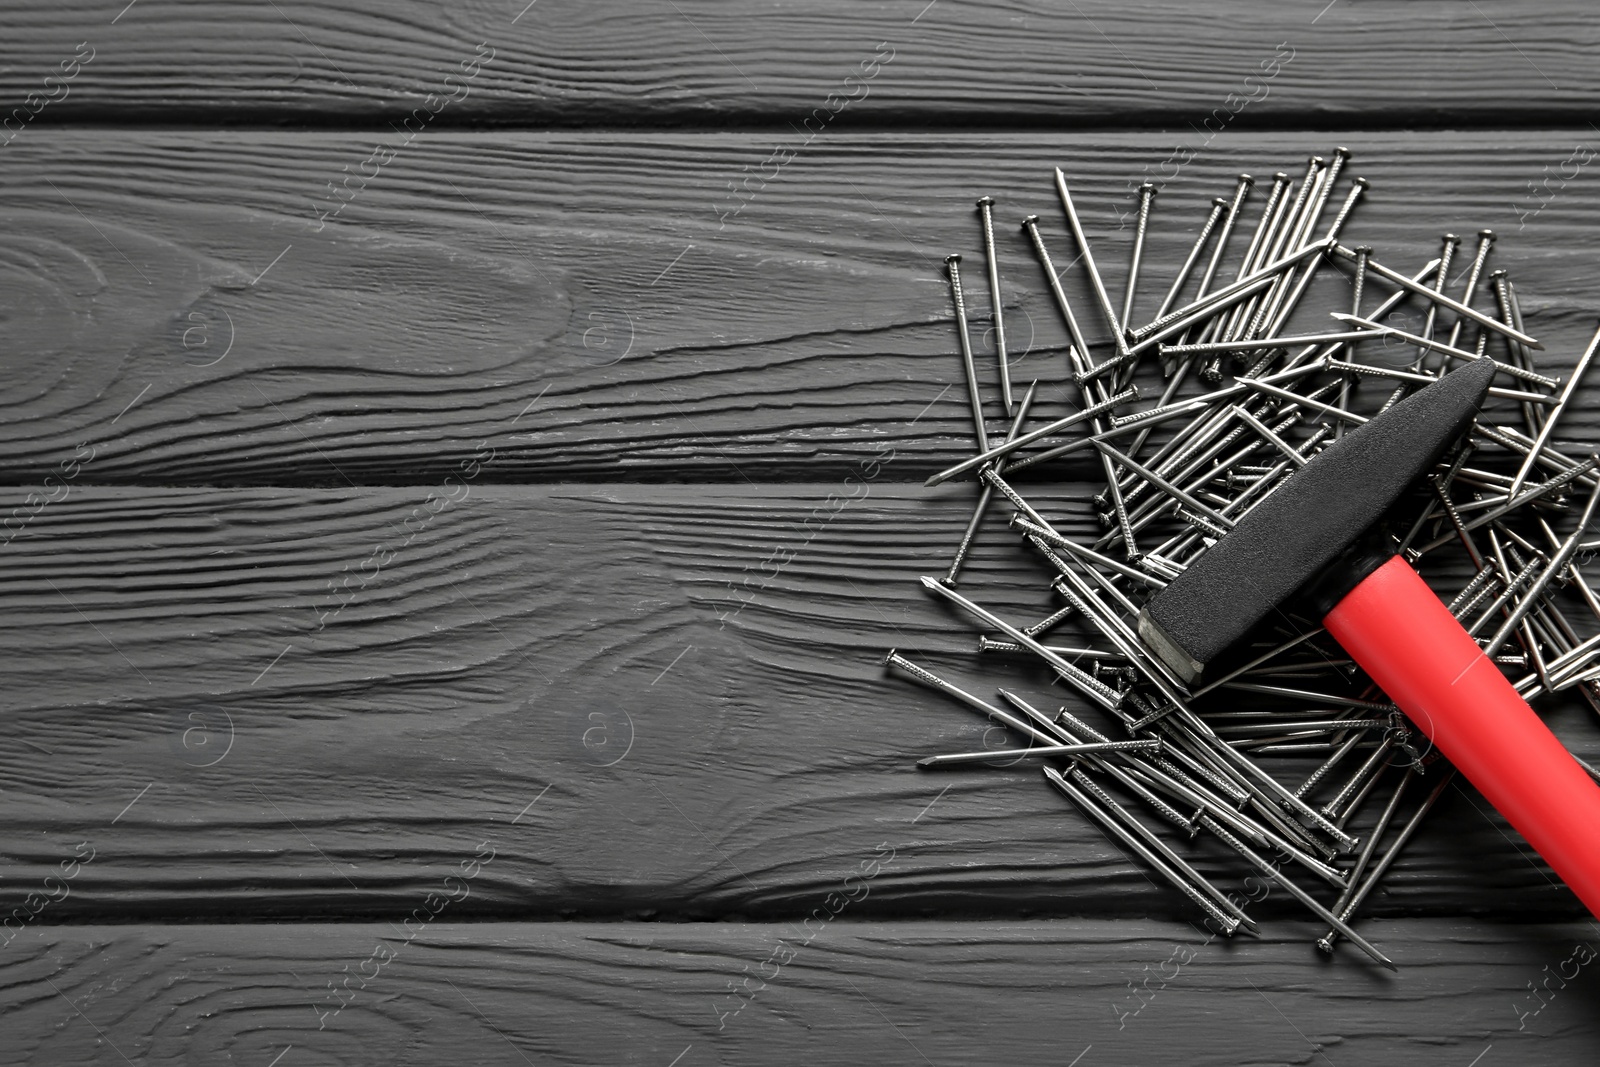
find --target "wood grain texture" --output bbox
[3,130,1600,483]
[1,484,1594,922]
[3,919,1598,1065]
[2,2,1599,124]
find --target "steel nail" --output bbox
[923,385,1138,487]
[1019,604,1076,641]
[1330,246,1542,351]
[1318,769,1457,954]
[946,254,991,455]
[1021,214,1096,369]
[942,380,1039,586]
[975,196,1013,414]
[1484,468,1600,657]
[1201,814,1395,970]
[920,739,1161,768]
[1122,182,1157,329]
[1155,197,1228,321]
[1507,320,1600,498]
[885,649,1063,747]
[1418,233,1462,354]
[1044,766,1243,934]
[1055,167,1132,359]
[1446,229,1496,352]
[919,577,1119,710]
[977,636,1124,660]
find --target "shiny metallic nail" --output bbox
[1260,177,1368,341]
[885,649,1062,746]
[1418,233,1461,351]
[1023,603,1076,638]
[1507,321,1600,497]
[1055,167,1132,359]
[1490,270,1545,438]
[920,739,1160,768]
[1060,762,1257,930]
[1044,765,1243,934]
[1008,514,1167,588]
[943,380,1039,587]
[1128,241,1333,355]
[1295,729,1373,800]
[1319,725,1402,818]
[923,385,1138,487]
[1331,246,1542,351]
[1021,214,1095,366]
[946,254,990,455]
[1122,182,1157,329]
[919,577,1119,710]
[1318,769,1456,954]
[1201,814,1394,970]
[975,196,1012,414]
[1155,196,1229,325]
[1412,455,1597,557]
[1484,470,1600,657]
[1325,174,1368,241]
[1445,230,1496,352]
[1330,313,1554,388]
[1092,439,1236,534]
[977,636,1124,660]
[1505,279,1545,435]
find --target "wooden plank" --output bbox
[3,2,1600,123]
[3,129,1600,483]
[4,918,1598,1064]
[1,483,1594,920]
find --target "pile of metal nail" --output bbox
[890,149,1600,968]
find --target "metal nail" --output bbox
[943,380,1039,586]
[1055,167,1131,359]
[1043,766,1243,934]
[1021,214,1095,366]
[977,636,1124,660]
[1201,814,1395,970]
[1122,183,1157,329]
[1332,312,1555,388]
[1418,233,1462,353]
[1446,230,1496,352]
[885,650,1063,747]
[1484,469,1600,657]
[946,254,991,455]
[1318,769,1457,954]
[1331,246,1542,351]
[924,385,1138,487]
[1507,321,1600,497]
[975,196,1013,414]
[1156,197,1228,321]
[920,739,1160,768]
[920,577,1119,710]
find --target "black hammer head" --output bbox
[1137,357,1495,684]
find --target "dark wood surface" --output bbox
[5,2,1600,1063]
[2,484,1596,925]
[4,131,1600,482]
[5,1,1600,123]
[5,920,1598,1065]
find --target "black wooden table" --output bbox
[4,2,1600,1063]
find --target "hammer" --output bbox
[1139,356,1600,918]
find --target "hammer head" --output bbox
[1137,357,1495,684]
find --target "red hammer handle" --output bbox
[1324,555,1600,917]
